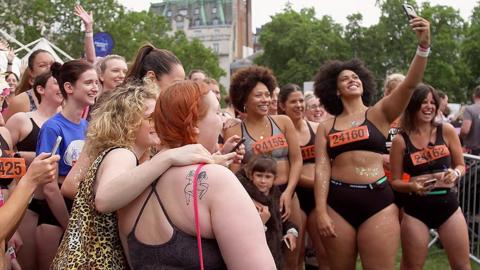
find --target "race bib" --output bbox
[0,157,26,179]
[329,125,369,148]
[301,145,315,160]
[252,134,288,155]
[410,145,450,166]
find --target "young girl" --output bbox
[236,155,298,269]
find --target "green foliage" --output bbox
[255,0,480,103]
[0,0,224,82]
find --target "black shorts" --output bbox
[296,186,316,215]
[38,197,73,227]
[403,189,458,229]
[327,177,395,229]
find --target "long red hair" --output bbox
[154,81,210,148]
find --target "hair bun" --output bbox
[50,62,62,77]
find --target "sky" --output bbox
[118,0,477,32]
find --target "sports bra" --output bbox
[401,124,451,177]
[241,116,289,164]
[327,110,387,160]
[16,118,40,152]
[300,121,316,164]
[127,181,227,270]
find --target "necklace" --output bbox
[246,118,270,140]
[351,120,361,127]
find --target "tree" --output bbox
[462,2,480,97]
[255,7,351,86]
[0,0,224,82]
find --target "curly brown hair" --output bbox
[313,59,376,116]
[229,66,277,113]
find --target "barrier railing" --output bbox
[457,153,480,264]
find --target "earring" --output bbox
[336,91,340,96]
[243,105,246,112]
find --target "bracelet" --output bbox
[7,62,12,65]
[416,46,430,57]
[454,168,462,179]
[286,228,299,238]
[418,43,430,50]
[85,32,94,38]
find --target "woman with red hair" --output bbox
[118,80,276,269]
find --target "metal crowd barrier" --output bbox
[457,153,480,264]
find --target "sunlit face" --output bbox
[31,52,54,77]
[251,171,275,195]
[135,98,160,149]
[415,92,437,123]
[157,64,186,91]
[283,91,304,121]
[197,91,223,153]
[190,71,206,82]
[41,76,63,106]
[100,58,128,91]
[68,69,99,106]
[337,70,363,98]
[245,82,271,116]
[6,73,18,89]
[305,97,325,123]
[268,87,280,115]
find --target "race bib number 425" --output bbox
[329,126,369,148]
[0,157,26,179]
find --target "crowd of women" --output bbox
[0,5,474,270]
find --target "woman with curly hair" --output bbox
[313,17,430,269]
[51,83,215,269]
[224,66,303,269]
[116,80,275,269]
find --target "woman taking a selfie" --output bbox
[313,16,430,269]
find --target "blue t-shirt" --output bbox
[36,113,88,176]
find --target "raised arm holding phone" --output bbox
[313,8,430,269]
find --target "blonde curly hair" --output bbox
[86,82,157,158]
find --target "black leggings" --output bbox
[327,179,395,229]
[403,190,458,229]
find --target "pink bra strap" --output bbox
[193,163,206,270]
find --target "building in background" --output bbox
[150,0,253,88]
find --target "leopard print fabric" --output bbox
[51,147,128,270]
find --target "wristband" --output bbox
[85,32,94,38]
[286,228,298,238]
[416,46,430,57]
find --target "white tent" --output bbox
[0,30,73,77]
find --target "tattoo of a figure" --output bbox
[184,169,209,205]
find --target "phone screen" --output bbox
[50,136,62,157]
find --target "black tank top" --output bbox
[16,118,40,152]
[327,110,387,160]
[401,125,451,177]
[300,121,316,164]
[0,134,14,188]
[127,181,227,270]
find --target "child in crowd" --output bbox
[236,155,298,269]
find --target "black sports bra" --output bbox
[401,124,451,177]
[17,118,40,152]
[300,121,316,164]
[327,110,387,160]
[127,181,227,270]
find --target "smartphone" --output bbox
[50,136,62,157]
[229,138,246,153]
[402,4,417,20]
[423,178,437,186]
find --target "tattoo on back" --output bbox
[184,169,209,205]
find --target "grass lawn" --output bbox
[354,246,480,269]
